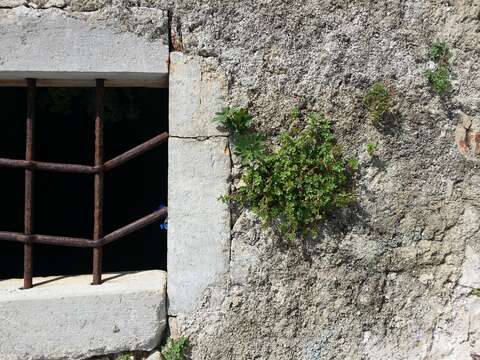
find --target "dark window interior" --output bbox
[0,87,168,278]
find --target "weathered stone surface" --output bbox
[145,350,161,360]
[0,8,168,82]
[0,0,24,7]
[3,0,480,359]
[165,1,480,359]
[27,0,65,9]
[168,137,230,315]
[169,52,227,137]
[456,112,480,161]
[0,271,167,360]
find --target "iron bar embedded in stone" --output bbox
[0,78,168,287]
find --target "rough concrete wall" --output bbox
[167,1,480,359]
[3,0,480,359]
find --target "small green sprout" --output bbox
[116,355,133,360]
[366,142,377,156]
[470,288,480,297]
[425,67,451,94]
[425,41,452,95]
[162,336,189,360]
[213,107,252,134]
[429,41,451,65]
[290,106,300,120]
[363,83,393,124]
[348,158,359,171]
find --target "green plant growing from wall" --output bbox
[290,106,300,120]
[161,336,189,360]
[425,67,451,94]
[214,107,355,241]
[429,41,450,65]
[363,83,393,124]
[470,288,480,297]
[116,355,133,360]
[425,41,452,95]
[366,142,377,156]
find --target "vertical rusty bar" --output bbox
[24,78,36,289]
[92,79,104,285]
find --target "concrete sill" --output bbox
[0,270,167,360]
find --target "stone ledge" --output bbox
[0,270,167,360]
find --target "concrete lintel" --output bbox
[0,270,167,360]
[0,8,169,80]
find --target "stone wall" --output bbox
[2,0,480,359]
[168,1,480,359]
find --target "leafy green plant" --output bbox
[470,288,480,297]
[161,337,189,360]
[214,108,355,240]
[234,133,266,165]
[429,41,450,65]
[215,107,265,166]
[290,106,300,120]
[116,355,133,360]
[425,67,451,94]
[425,41,452,95]
[366,142,377,156]
[213,107,252,134]
[363,83,393,124]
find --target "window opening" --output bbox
[0,79,168,288]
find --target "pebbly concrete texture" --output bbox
[1,0,480,359]
[0,271,167,360]
[0,7,168,82]
[456,112,480,162]
[167,1,480,359]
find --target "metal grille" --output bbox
[0,79,168,289]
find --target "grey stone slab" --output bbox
[169,52,227,137]
[0,271,167,360]
[0,0,25,7]
[168,137,231,315]
[0,8,168,81]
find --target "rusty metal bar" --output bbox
[23,78,36,289]
[103,132,169,172]
[0,79,169,286]
[0,231,94,247]
[0,208,167,248]
[101,207,168,246]
[0,158,96,174]
[93,79,104,285]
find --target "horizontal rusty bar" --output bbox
[101,207,168,245]
[0,132,168,175]
[103,132,169,172]
[0,208,167,248]
[0,158,96,174]
[0,231,93,247]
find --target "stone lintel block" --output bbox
[0,270,167,360]
[169,52,227,137]
[0,9,168,82]
[0,0,25,8]
[168,137,230,315]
